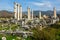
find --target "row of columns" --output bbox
[14,2,57,20]
[14,2,22,20]
[14,2,42,20]
[27,7,42,20]
[27,7,57,20]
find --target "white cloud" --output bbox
[33,2,44,6]
[30,2,52,7]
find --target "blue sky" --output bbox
[0,0,60,12]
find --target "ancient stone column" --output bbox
[17,4,20,20]
[32,10,33,20]
[39,11,41,19]
[14,2,17,19]
[28,7,31,20]
[53,7,57,18]
[19,5,22,20]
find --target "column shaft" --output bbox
[20,6,22,20]
[54,7,56,18]
[17,4,20,20]
[14,2,17,19]
[32,10,33,20]
[28,8,31,20]
[39,11,41,19]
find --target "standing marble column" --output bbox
[14,2,17,19]
[32,10,33,20]
[19,5,22,20]
[39,11,42,19]
[28,7,31,20]
[53,7,57,18]
[17,4,20,20]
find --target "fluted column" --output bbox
[54,7,56,18]
[17,4,20,20]
[39,11,41,19]
[20,5,22,20]
[14,2,17,19]
[28,7,31,20]
[32,10,33,20]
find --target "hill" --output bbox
[0,10,60,18]
[0,10,13,18]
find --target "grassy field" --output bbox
[0,34,23,40]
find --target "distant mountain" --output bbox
[0,10,13,18]
[0,10,60,18]
[23,10,55,16]
[33,10,53,16]
[57,11,60,14]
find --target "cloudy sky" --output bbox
[0,0,60,11]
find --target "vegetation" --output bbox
[28,22,60,40]
[0,34,23,40]
[0,21,60,40]
[0,23,21,31]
